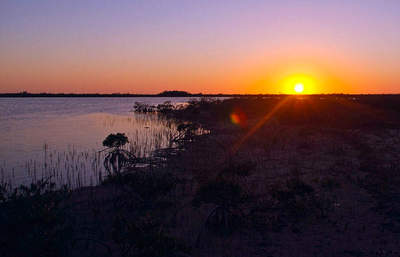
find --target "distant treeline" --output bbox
[0,90,228,97]
[0,90,399,98]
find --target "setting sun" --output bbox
[294,83,304,93]
[279,74,316,94]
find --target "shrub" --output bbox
[102,133,136,175]
[156,101,175,114]
[271,177,334,222]
[193,179,247,235]
[172,123,200,144]
[103,133,129,148]
[133,102,156,113]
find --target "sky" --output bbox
[1,0,399,94]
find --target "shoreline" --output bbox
[2,96,400,256]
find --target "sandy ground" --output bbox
[65,96,400,256]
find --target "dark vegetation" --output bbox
[101,133,136,175]
[2,95,400,256]
[158,90,193,97]
[0,179,73,257]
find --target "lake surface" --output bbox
[0,97,197,187]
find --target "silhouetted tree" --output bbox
[102,133,136,175]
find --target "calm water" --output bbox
[0,97,196,187]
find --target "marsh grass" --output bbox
[1,112,183,189]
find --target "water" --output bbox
[0,97,197,187]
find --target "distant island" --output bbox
[157,90,193,97]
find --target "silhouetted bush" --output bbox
[133,101,177,114]
[271,177,334,221]
[193,179,248,236]
[156,101,175,114]
[102,133,136,175]
[133,102,156,113]
[172,122,200,144]
[103,133,129,148]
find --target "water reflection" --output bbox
[0,111,178,187]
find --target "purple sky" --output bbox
[1,0,399,93]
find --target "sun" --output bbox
[280,74,315,94]
[294,83,304,93]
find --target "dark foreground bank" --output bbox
[2,95,400,257]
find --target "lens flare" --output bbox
[232,96,290,154]
[230,109,247,128]
[230,113,240,124]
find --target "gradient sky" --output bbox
[1,0,399,94]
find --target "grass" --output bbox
[0,111,180,189]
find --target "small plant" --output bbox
[156,101,175,114]
[271,178,315,221]
[103,170,177,203]
[193,179,247,236]
[102,133,136,175]
[112,215,190,257]
[103,133,129,148]
[133,101,176,114]
[172,123,200,144]
[133,102,156,113]
[270,177,335,223]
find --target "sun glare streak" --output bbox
[231,96,291,154]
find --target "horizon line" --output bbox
[1,92,400,97]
